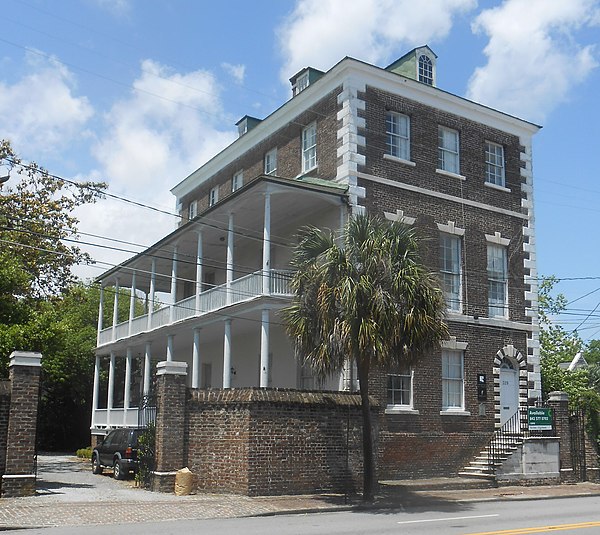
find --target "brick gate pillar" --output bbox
[151,360,187,493]
[2,351,42,497]
[547,391,573,482]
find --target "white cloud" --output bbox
[91,0,131,17]
[467,0,600,123]
[277,0,476,82]
[74,60,236,280]
[221,63,246,84]
[0,51,93,155]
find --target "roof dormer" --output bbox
[289,67,325,96]
[385,45,437,87]
[235,115,262,138]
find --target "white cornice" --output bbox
[171,58,540,201]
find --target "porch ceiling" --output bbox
[98,176,348,293]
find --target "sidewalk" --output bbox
[0,455,598,529]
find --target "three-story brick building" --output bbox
[92,46,541,479]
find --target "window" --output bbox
[418,55,433,85]
[386,112,410,161]
[232,171,243,192]
[488,244,508,318]
[387,369,413,408]
[438,127,460,174]
[188,200,197,220]
[264,148,277,175]
[209,186,218,207]
[295,72,309,95]
[302,122,317,172]
[440,234,462,312]
[485,142,505,187]
[442,350,464,410]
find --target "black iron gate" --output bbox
[569,409,587,481]
[138,394,157,429]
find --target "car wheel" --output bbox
[113,459,125,480]
[92,454,103,475]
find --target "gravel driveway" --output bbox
[35,453,182,502]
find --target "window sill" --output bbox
[298,165,318,177]
[485,182,511,193]
[383,154,416,167]
[440,410,471,416]
[436,168,466,181]
[385,407,419,415]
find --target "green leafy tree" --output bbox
[283,214,448,501]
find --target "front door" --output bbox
[499,358,519,425]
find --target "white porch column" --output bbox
[97,286,104,346]
[107,351,115,426]
[223,319,232,388]
[148,258,156,330]
[195,231,203,313]
[262,192,271,295]
[169,246,178,323]
[192,327,201,389]
[91,354,100,428]
[260,308,270,388]
[226,213,234,304]
[143,342,152,396]
[112,277,120,340]
[123,348,132,425]
[128,271,137,336]
[167,334,175,362]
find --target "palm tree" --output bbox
[283,214,448,501]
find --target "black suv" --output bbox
[92,428,142,480]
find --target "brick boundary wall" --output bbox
[186,388,378,496]
[0,381,11,481]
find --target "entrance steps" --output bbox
[459,436,524,479]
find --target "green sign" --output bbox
[528,407,553,431]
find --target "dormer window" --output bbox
[418,55,433,85]
[295,72,309,94]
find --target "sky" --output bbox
[1,0,600,341]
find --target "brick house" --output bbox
[92,46,541,483]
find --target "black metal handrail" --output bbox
[487,406,555,474]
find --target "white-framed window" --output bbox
[488,244,508,318]
[485,141,505,187]
[209,186,219,207]
[232,171,243,192]
[295,72,309,95]
[188,200,197,220]
[442,349,464,410]
[302,122,317,172]
[440,234,462,312]
[418,55,433,85]
[438,126,460,175]
[387,368,413,408]
[264,148,277,175]
[386,112,410,161]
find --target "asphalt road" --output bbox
[15,495,600,535]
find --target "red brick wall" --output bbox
[0,381,10,477]
[184,388,377,496]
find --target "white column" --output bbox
[260,308,270,388]
[97,286,104,346]
[169,246,178,322]
[123,348,132,425]
[107,351,115,426]
[128,271,137,336]
[148,258,156,330]
[223,319,232,388]
[91,354,100,428]
[192,327,201,389]
[112,277,120,340]
[167,334,175,362]
[143,342,152,396]
[195,231,203,313]
[262,192,271,295]
[226,213,234,304]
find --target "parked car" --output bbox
[91,428,142,480]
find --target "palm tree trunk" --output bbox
[357,357,375,502]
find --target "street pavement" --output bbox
[0,454,598,530]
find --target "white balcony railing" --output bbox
[97,269,293,346]
[92,408,139,429]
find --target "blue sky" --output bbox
[2,0,600,340]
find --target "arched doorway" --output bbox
[499,357,519,425]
